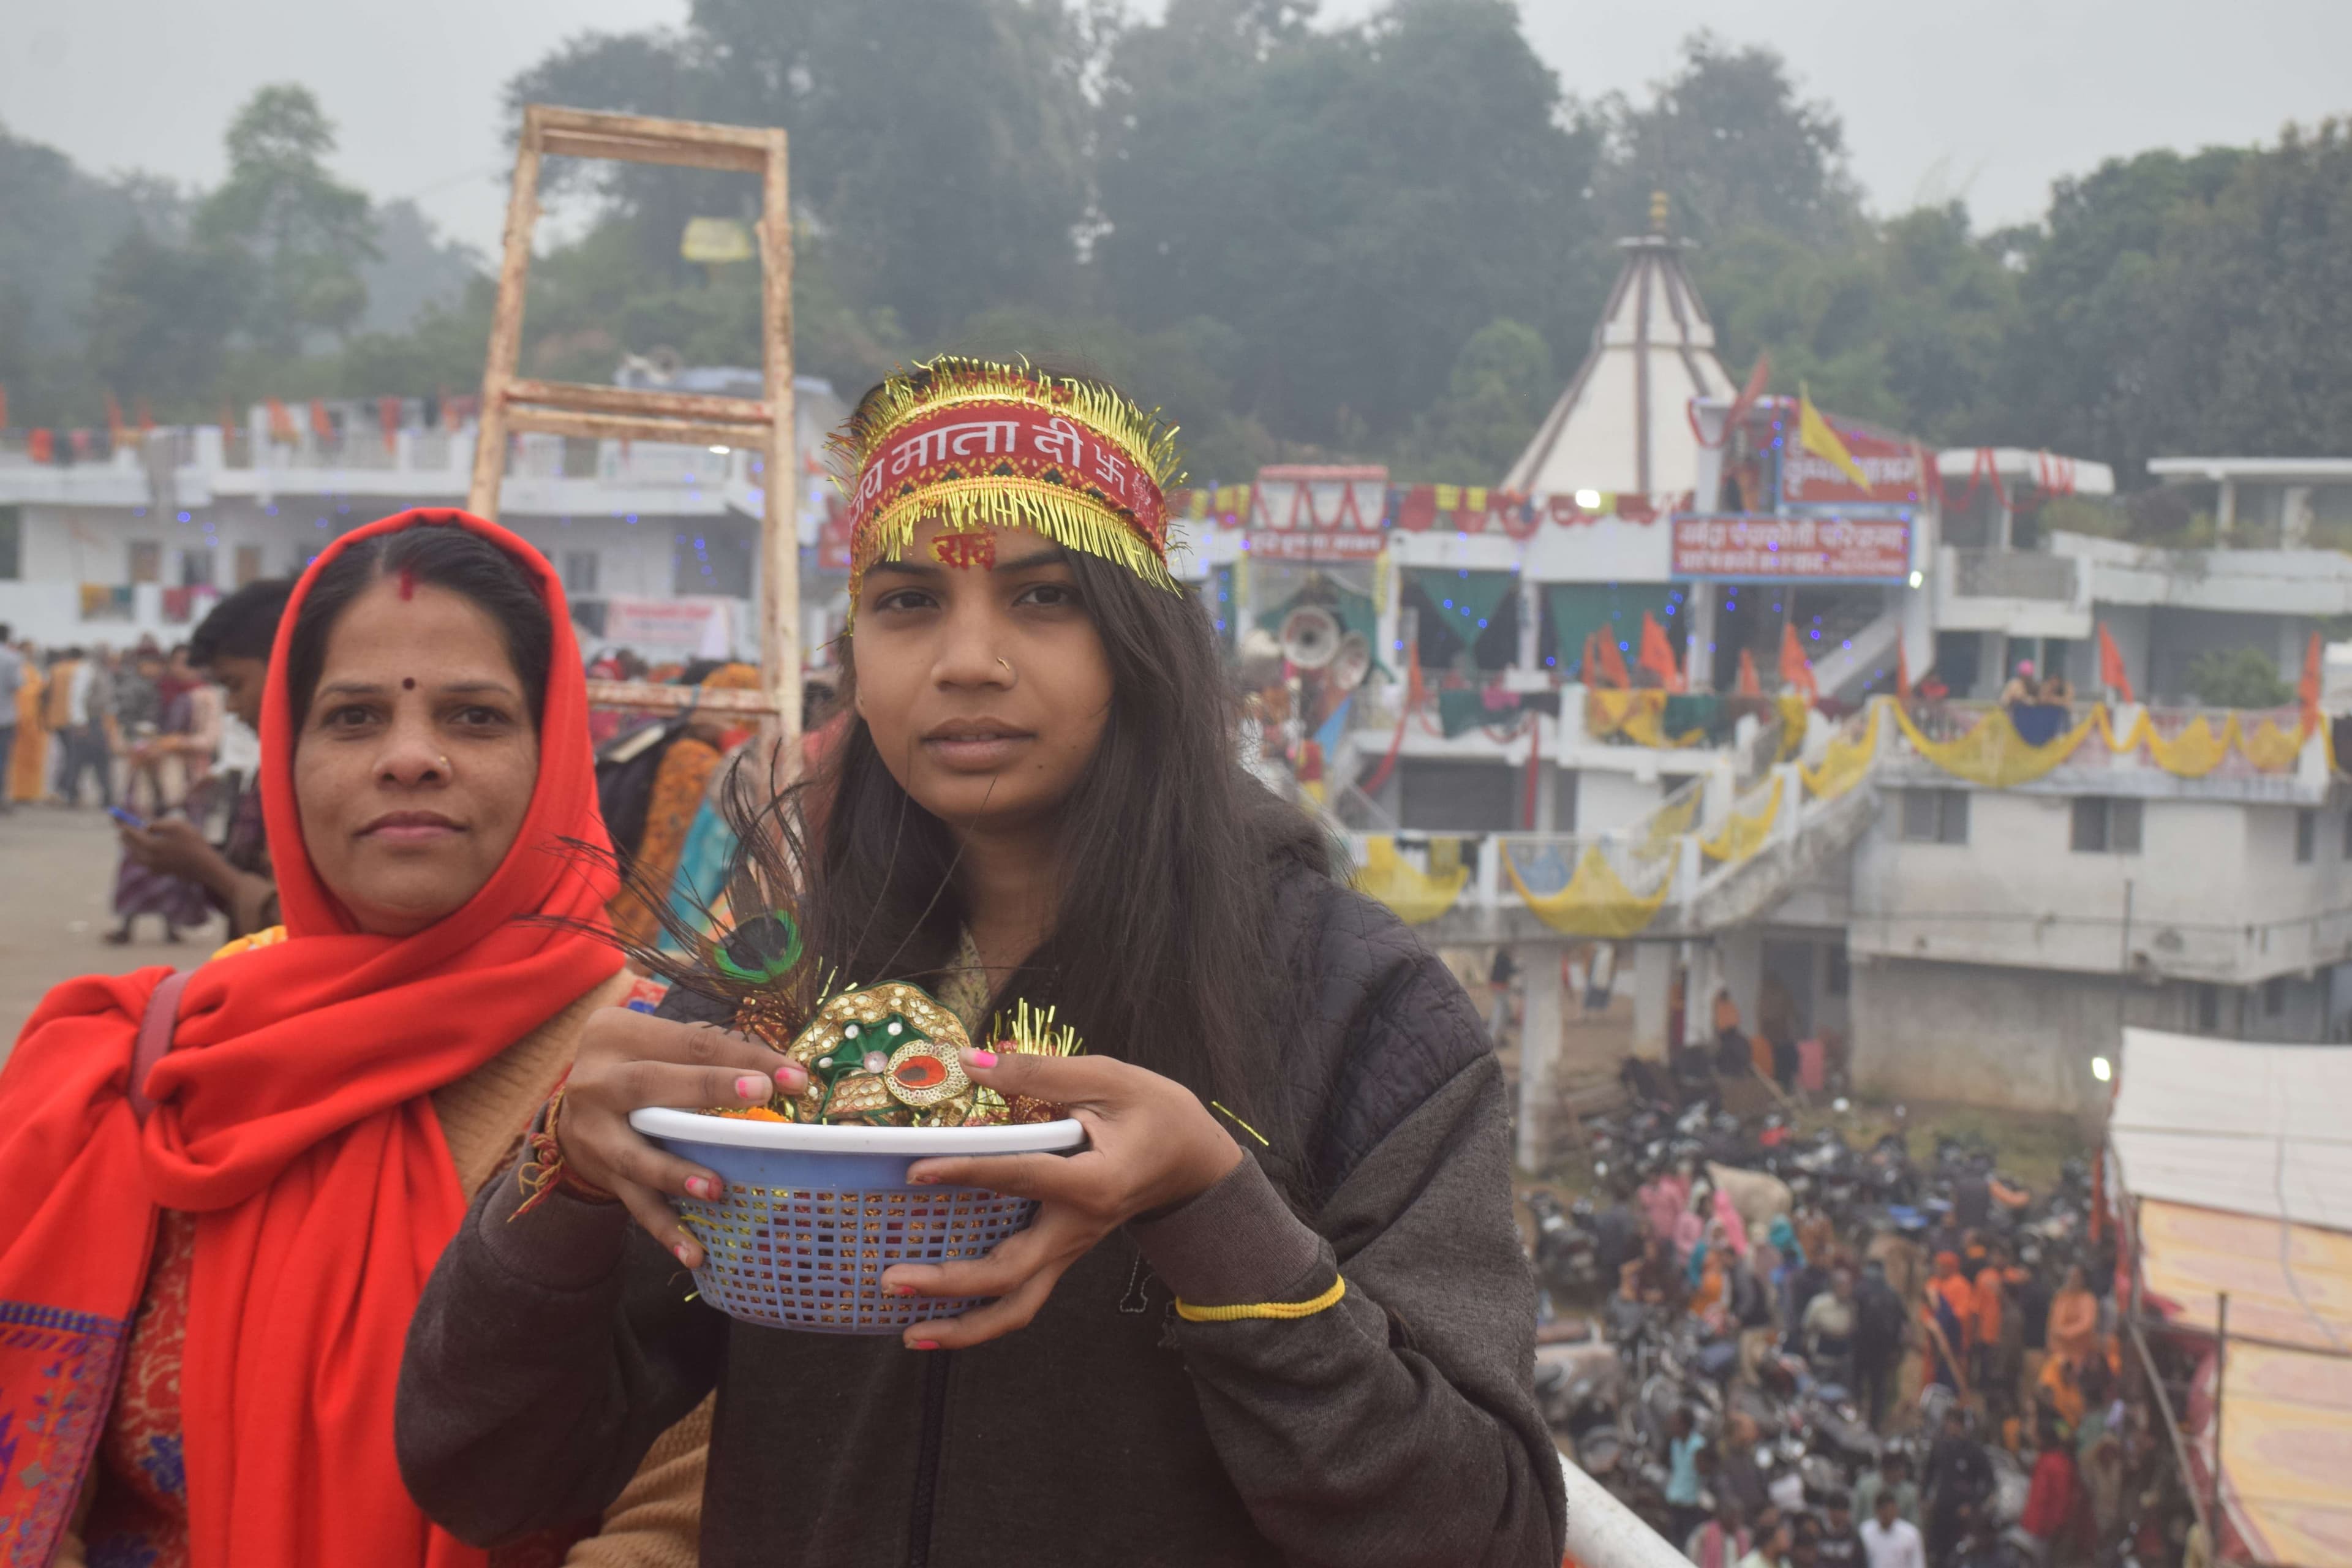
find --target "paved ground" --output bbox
[0,805,221,1062]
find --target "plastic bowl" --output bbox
[630,1107,1086,1334]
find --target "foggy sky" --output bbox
[7,0,2350,259]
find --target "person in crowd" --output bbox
[1998,660,2038,709]
[1593,1178,1642,1284]
[1643,1161,1694,1244]
[1738,1514,1795,1568]
[9,634,46,804]
[2073,1356,2125,1542]
[1815,1491,1864,1568]
[1689,1497,1752,1568]
[118,581,293,940]
[391,361,1567,1565]
[1717,1413,1771,1520]
[1926,1250,1975,1393]
[0,511,706,1566]
[2020,1412,2086,1566]
[106,646,222,945]
[1972,1242,2016,1422]
[603,661,761,946]
[1860,1488,1924,1568]
[1855,1452,1920,1532]
[2044,1263,2099,1372]
[0,622,20,813]
[1666,1406,1709,1544]
[1789,1518,1822,1568]
[1804,1266,1859,1387]
[1852,1255,1910,1430]
[1926,1406,1995,1565]
[1714,987,1751,1075]
[2039,671,2075,706]
[46,644,107,806]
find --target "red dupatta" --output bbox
[0,509,620,1568]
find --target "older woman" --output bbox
[0,510,704,1567]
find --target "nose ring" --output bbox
[997,657,1017,687]
[436,755,451,773]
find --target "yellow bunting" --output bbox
[2241,717,2309,773]
[1586,688,1706,749]
[1888,701,2098,788]
[1503,843,1671,939]
[1354,835,1469,925]
[1775,695,1811,759]
[1801,702,1884,799]
[1700,776,1782,862]
[1635,785,1704,863]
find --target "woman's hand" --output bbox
[120,818,228,891]
[559,1006,809,1266]
[880,1049,1242,1351]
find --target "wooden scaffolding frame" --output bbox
[470,104,799,763]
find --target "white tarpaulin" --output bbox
[2111,1027,2352,1232]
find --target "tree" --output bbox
[508,0,1100,346]
[83,227,247,416]
[1095,0,1598,446]
[2186,647,2293,709]
[1596,34,1863,251]
[194,85,379,355]
[1396,317,1553,483]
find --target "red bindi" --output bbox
[397,567,417,600]
[402,677,417,690]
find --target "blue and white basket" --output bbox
[630,1107,1086,1334]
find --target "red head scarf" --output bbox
[0,510,619,1568]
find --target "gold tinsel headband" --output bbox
[830,356,1185,609]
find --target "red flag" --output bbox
[1597,630,1634,690]
[1736,647,1762,697]
[28,428,53,464]
[309,398,333,442]
[1779,621,1817,699]
[2097,622,2135,705]
[2300,631,2323,728]
[378,395,402,454]
[265,398,298,443]
[1725,352,1771,430]
[1897,638,1912,701]
[1638,610,1683,692]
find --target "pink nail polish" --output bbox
[895,1284,918,1297]
[967,1048,998,1068]
[686,1176,714,1199]
[736,1074,767,1101]
[911,1340,940,1351]
[674,1242,696,1265]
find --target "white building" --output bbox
[1215,217,2352,1143]
[0,376,850,664]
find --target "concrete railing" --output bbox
[1562,1454,1688,1568]
[1952,548,2077,601]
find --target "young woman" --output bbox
[395,360,1565,1566]
[0,510,706,1567]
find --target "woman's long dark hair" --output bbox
[793,545,1332,1175]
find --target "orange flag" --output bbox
[134,396,156,435]
[1897,638,1912,701]
[2097,623,2135,704]
[378,395,402,453]
[1597,630,1634,690]
[2300,631,2323,728]
[265,398,298,443]
[104,391,129,445]
[309,398,333,441]
[1736,647,1762,696]
[1779,621,1817,699]
[1638,611,1684,692]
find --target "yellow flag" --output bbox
[1799,384,1870,490]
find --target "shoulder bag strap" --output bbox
[129,968,194,1126]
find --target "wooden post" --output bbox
[469,118,543,516]
[467,105,797,730]
[756,125,802,775]
[2210,1291,2229,1557]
